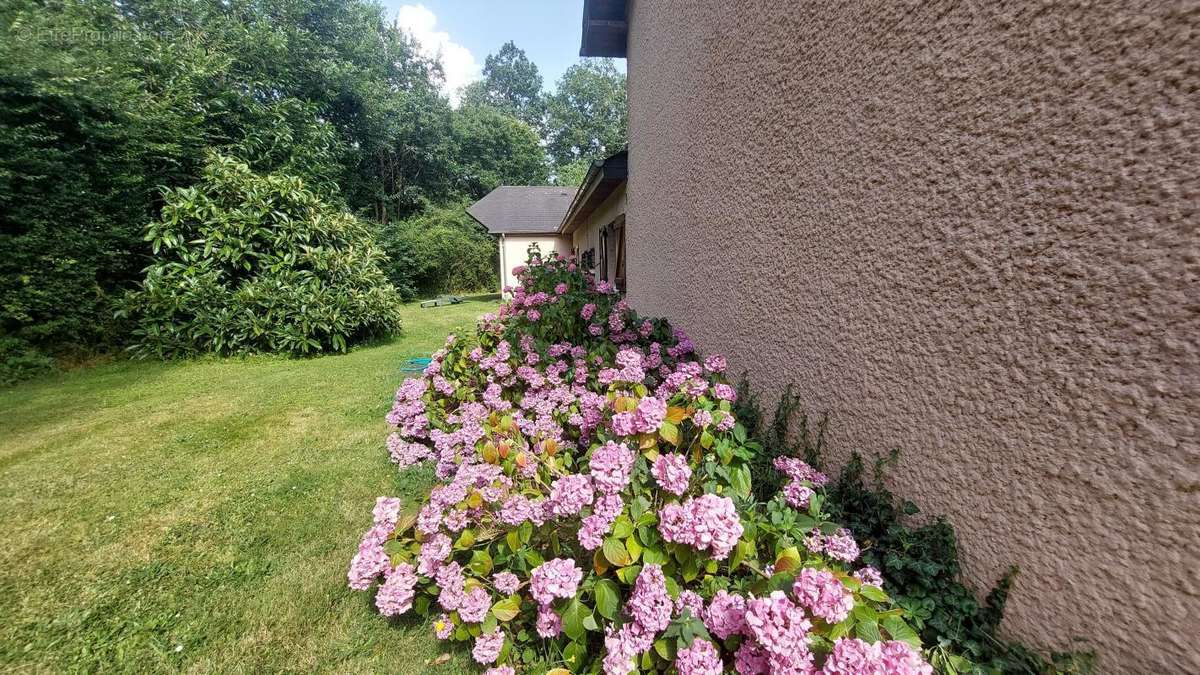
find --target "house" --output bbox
[468,150,628,294]
[580,0,1197,672]
[466,186,574,294]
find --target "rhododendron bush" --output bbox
[348,252,933,674]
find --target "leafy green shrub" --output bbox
[121,154,402,357]
[0,336,55,386]
[739,389,1095,674]
[376,202,498,301]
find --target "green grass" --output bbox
[0,296,499,674]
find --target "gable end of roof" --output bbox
[467,186,576,234]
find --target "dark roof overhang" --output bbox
[580,0,627,57]
[559,149,627,234]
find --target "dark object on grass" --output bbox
[420,295,463,308]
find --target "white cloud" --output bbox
[393,4,480,105]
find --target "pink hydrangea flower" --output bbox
[824,528,861,563]
[793,567,855,624]
[578,511,614,550]
[417,532,451,576]
[784,480,815,510]
[548,473,594,517]
[485,667,515,675]
[436,561,466,611]
[416,503,442,535]
[555,282,568,294]
[657,494,743,559]
[775,456,829,487]
[692,409,713,427]
[804,527,826,554]
[634,396,667,433]
[676,638,723,675]
[742,591,812,659]
[493,571,520,595]
[529,558,583,605]
[589,440,636,494]
[820,638,880,674]
[628,563,673,634]
[608,310,625,332]
[676,589,705,618]
[374,563,417,616]
[880,640,934,674]
[711,383,737,402]
[651,453,692,495]
[704,589,748,639]
[704,354,728,373]
[387,435,433,468]
[603,623,653,675]
[854,566,884,588]
[498,494,538,526]
[768,649,816,674]
[458,586,492,623]
[372,496,402,528]
[443,508,468,532]
[536,605,562,638]
[472,628,505,665]
[347,533,391,590]
[610,410,636,436]
[734,642,770,675]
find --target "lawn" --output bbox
[0,296,499,674]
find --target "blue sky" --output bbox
[378,1,622,103]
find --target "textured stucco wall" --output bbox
[499,235,570,294]
[624,0,1199,671]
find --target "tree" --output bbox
[544,59,627,168]
[0,0,204,360]
[551,158,593,186]
[461,41,544,128]
[122,155,403,357]
[458,81,493,110]
[452,106,547,198]
[121,0,459,221]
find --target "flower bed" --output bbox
[348,252,933,674]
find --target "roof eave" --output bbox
[580,0,628,57]
[559,150,628,234]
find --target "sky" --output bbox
[379,1,623,104]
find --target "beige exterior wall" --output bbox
[569,184,627,286]
[624,1,1199,671]
[498,235,570,294]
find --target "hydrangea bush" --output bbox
[348,251,933,674]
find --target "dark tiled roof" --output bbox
[467,186,576,234]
